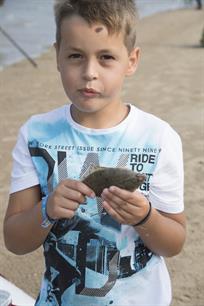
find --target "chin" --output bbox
[72,100,107,113]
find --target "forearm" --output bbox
[135,208,186,257]
[4,180,94,255]
[4,201,51,255]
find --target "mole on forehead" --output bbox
[95,26,104,33]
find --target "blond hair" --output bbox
[54,0,137,52]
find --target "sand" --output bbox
[0,8,204,306]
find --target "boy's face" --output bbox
[55,15,139,119]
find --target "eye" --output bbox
[68,53,82,59]
[100,54,115,61]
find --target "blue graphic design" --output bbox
[28,116,161,306]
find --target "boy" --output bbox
[3,0,186,305]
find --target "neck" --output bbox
[70,103,129,129]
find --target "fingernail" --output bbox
[109,186,116,191]
[102,200,108,207]
[90,192,95,198]
[103,188,108,194]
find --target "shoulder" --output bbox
[28,105,68,124]
[14,105,70,146]
[131,105,168,128]
[130,104,181,142]
[20,105,69,140]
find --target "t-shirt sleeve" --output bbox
[10,123,39,194]
[149,125,184,213]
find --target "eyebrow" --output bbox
[67,47,115,54]
[67,47,83,52]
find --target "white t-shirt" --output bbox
[10,104,184,306]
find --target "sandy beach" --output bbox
[0,8,204,306]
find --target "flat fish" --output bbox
[82,167,146,196]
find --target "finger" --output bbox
[107,186,141,203]
[47,196,79,219]
[102,188,124,205]
[101,188,138,214]
[106,186,148,208]
[55,206,77,219]
[60,185,87,204]
[102,195,134,220]
[63,179,95,198]
[102,200,127,224]
[59,198,80,211]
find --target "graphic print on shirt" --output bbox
[10,103,183,305]
[29,139,159,305]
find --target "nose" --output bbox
[82,59,98,81]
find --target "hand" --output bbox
[101,186,150,225]
[46,179,95,220]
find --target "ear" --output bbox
[126,47,140,76]
[54,42,60,72]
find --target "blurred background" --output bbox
[0,0,201,69]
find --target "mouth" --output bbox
[79,88,100,97]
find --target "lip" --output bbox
[79,88,100,97]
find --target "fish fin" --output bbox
[81,163,99,180]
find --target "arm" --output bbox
[136,207,186,257]
[102,187,186,257]
[4,185,46,255]
[4,181,95,255]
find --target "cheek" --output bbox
[60,68,76,87]
[59,72,75,97]
[105,69,125,88]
